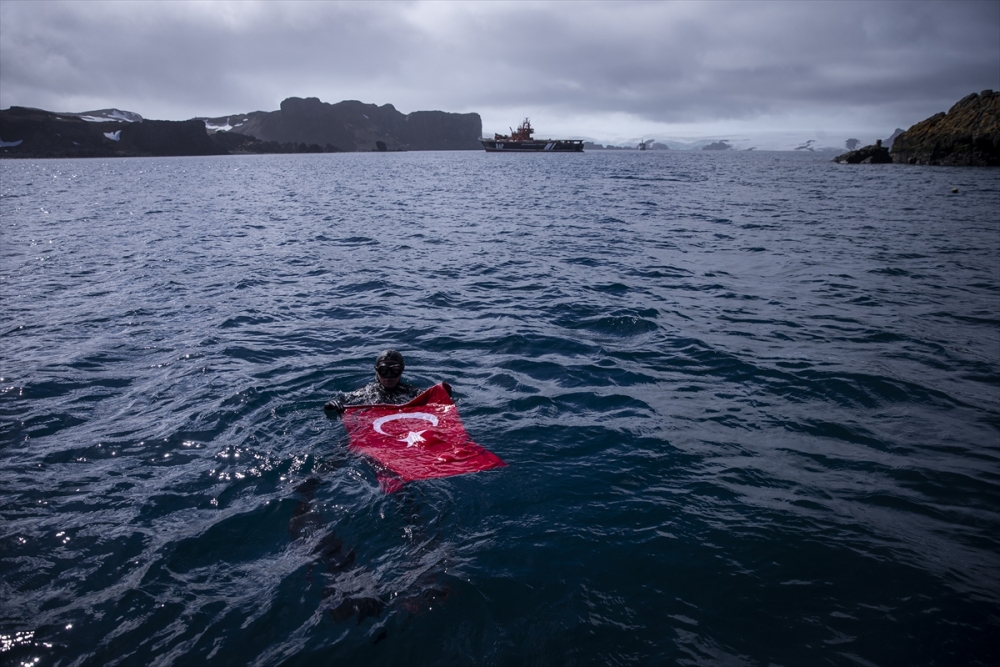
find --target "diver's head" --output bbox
[375,349,405,388]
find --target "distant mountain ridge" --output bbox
[0,97,484,158]
[0,106,226,158]
[200,97,483,152]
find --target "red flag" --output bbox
[341,383,505,491]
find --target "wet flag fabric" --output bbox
[341,383,505,491]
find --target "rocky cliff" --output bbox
[205,97,483,151]
[118,119,228,156]
[891,90,999,166]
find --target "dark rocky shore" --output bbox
[833,140,892,164]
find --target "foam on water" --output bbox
[1,151,998,666]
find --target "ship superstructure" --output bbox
[481,118,584,152]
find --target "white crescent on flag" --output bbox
[372,412,439,435]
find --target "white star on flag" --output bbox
[402,430,427,447]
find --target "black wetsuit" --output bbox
[332,380,422,407]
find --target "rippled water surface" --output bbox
[2,150,998,666]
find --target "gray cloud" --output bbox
[1,1,997,141]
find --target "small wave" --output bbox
[869,267,911,276]
[219,314,276,328]
[568,315,659,338]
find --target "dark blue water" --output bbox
[1,150,998,666]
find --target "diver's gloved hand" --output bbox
[323,399,345,414]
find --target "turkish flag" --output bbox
[341,383,506,491]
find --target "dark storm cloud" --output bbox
[0,2,412,117]
[458,2,999,123]
[1,1,997,137]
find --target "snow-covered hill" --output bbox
[69,109,144,123]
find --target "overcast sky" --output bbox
[1,0,997,144]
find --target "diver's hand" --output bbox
[324,399,344,414]
[442,382,453,397]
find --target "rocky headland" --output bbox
[833,91,998,167]
[891,90,999,166]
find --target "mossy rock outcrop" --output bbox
[891,90,999,166]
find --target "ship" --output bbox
[481,118,584,152]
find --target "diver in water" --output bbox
[310,349,451,627]
[324,349,422,413]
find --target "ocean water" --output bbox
[1,150,998,667]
